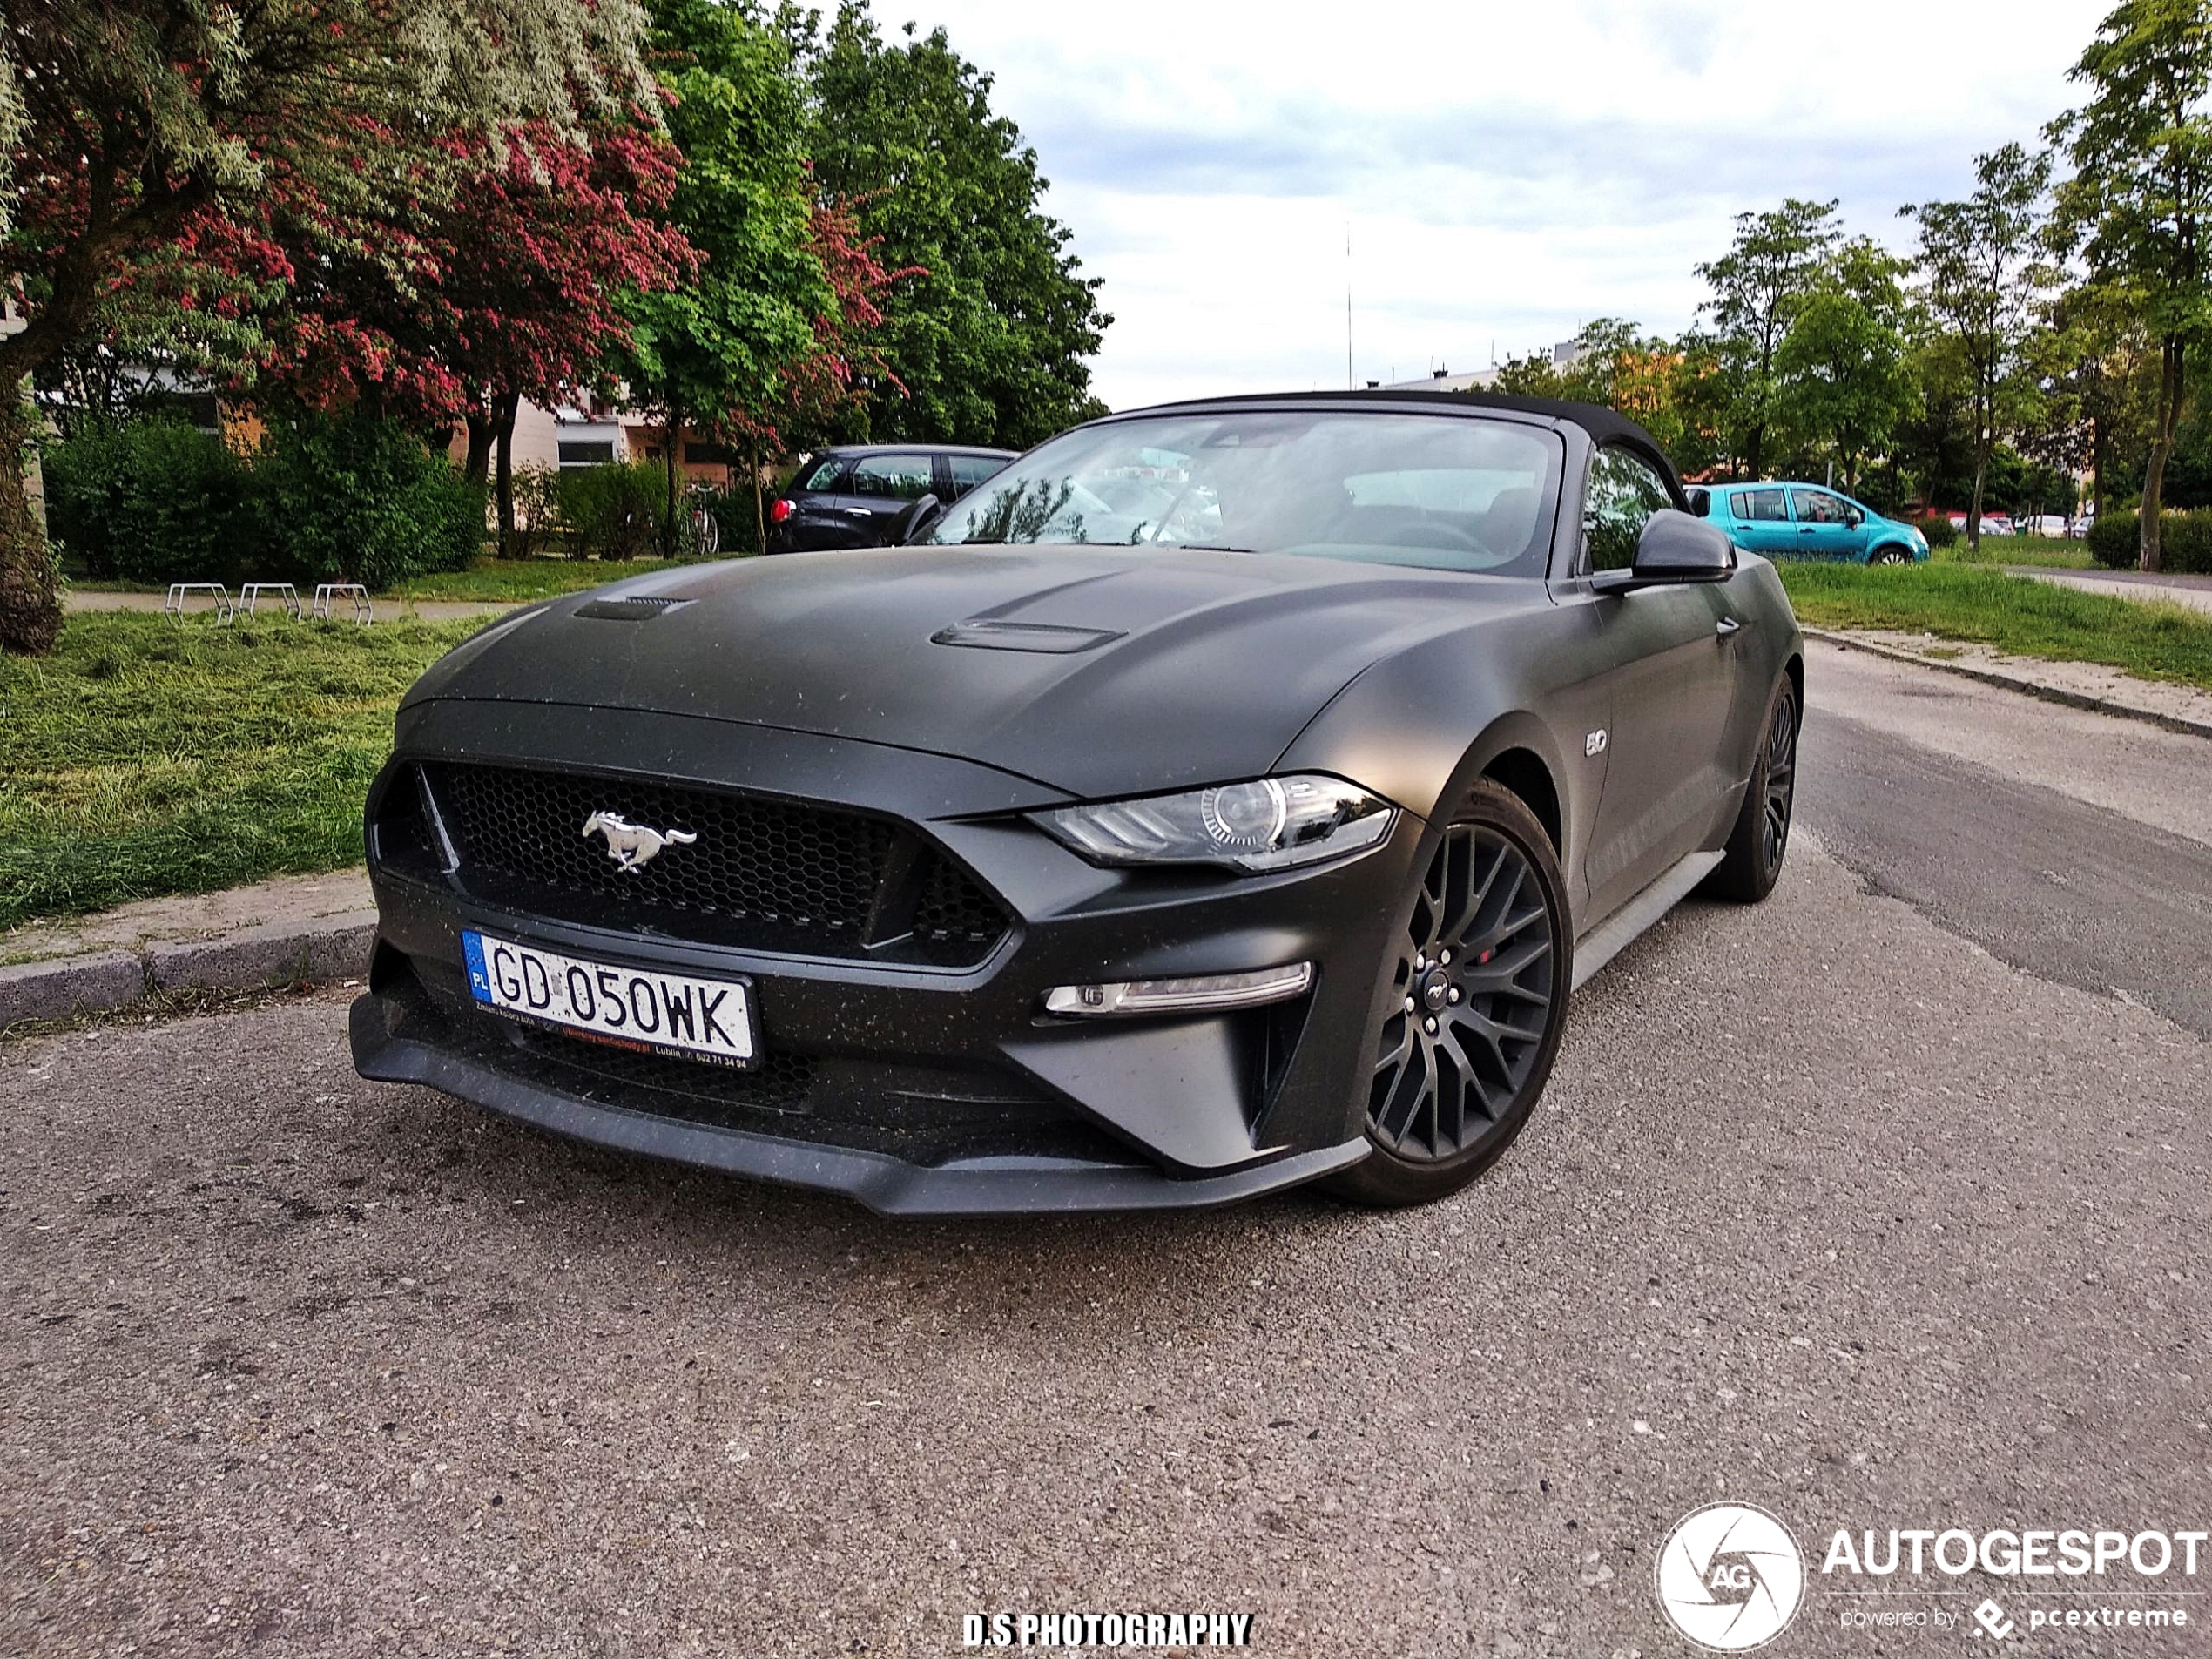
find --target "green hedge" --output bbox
[2087,509,2212,576]
[44,419,254,585]
[45,413,484,589]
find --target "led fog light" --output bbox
[1044,962,1314,1017]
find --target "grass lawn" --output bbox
[1929,532,2096,570]
[0,612,477,930]
[1777,563,2212,692]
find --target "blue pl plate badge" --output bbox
[462,930,493,1001]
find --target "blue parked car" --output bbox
[1688,482,1929,564]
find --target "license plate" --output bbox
[462,930,758,1068]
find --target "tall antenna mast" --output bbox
[1345,221,1354,390]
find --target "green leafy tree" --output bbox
[1696,199,1842,479]
[2023,280,2159,517]
[1904,144,2059,553]
[1776,239,1917,493]
[0,0,651,654]
[803,6,1110,448]
[2050,0,2212,570]
[620,0,829,553]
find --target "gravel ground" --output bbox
[5,819,2210,1658]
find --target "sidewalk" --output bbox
[1804,626,2212,739]
[2005,565,2212,616]
[1,869,374,1030]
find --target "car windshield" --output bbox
[923,410,1563,576]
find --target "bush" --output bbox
[555,461,664,560]
[1915,513,1959,550]
[45,410,484,590]
[685,480,762,558]
[251,411,486,589]
[2088,509,2212,575]
[504,462,563,560]
[44,420,253,584]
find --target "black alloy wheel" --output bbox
[1758,687,1798,878]
[1327,780,1570,1207]
[1703,678,1800,904]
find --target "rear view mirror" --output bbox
[1634,509,1735,581]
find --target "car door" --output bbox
[1730,485,1797,556]
[1574,446,1746,924]
[1790,487,1863,561]
[840,453,937,544]
[779,455,860,550]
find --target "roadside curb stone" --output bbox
[1803,628,2212,742]
[0,951,148,1028]
[3,911,377,1035]
[145,910,380,994]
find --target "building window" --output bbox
[558,441,616,469]
[685,442,736,465]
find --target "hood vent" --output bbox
[577,596,694,621]
[931,618,1123,654]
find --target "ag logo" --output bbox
[1654,1502,1805,1651]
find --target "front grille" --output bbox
[407,763,1010,967]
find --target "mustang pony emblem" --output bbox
[581,810,698,872]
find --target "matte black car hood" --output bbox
[408,546,1550,800]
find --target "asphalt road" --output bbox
[6,643,2211,1658]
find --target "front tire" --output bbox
[1326,780,1571,1208]
[1869,544,1912,565]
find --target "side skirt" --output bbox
[1569,849,1724,992]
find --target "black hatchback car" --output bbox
[765,443,1016,553]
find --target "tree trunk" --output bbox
[2140,336,2184,576]
[463,408,495,488]
[664,415,680,558]
[493,389,520,558]
[751,440,766,557]
[1966,392,1993,557]
[2089,414,2106,523]
[0,377,64,657]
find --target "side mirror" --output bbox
[888,492,944,544]
[1593,509,1737,591]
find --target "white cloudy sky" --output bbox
[874,0,2109,411]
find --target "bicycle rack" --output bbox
[163,583,234,624]
[238,582,303,620]
[313,583,374,624]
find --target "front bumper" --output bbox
[349,699,1409,1216]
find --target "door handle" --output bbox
[1797,527,1817,535]
[1716,616,1744,637]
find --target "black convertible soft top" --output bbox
[1115,388,1683,492]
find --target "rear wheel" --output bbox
[1326,781,1571,1208]
[1702,679,1798,903]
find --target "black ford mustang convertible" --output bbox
[353,392,1803,1214]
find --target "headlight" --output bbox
[1034,776,1395,873]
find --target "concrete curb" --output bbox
[1803,629,2212,743]
[2,909,377,1034]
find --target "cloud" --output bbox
[880,0,2112,411]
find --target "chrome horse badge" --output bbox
[581,810,698,873]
